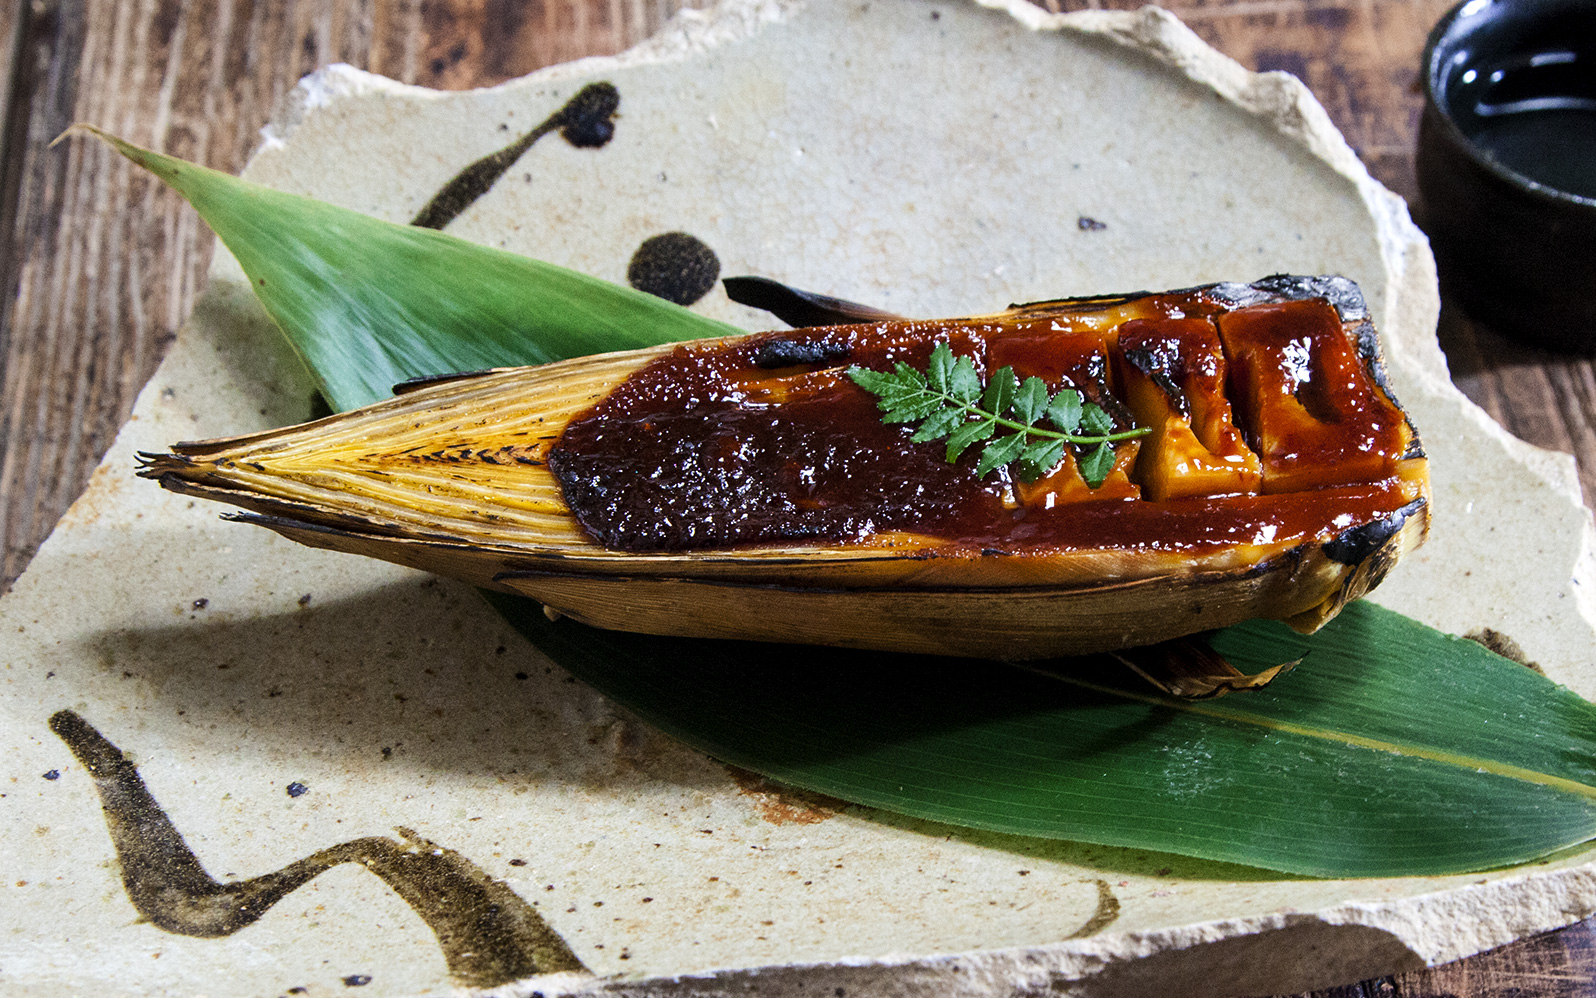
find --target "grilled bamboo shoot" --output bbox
[140,275,1428,659]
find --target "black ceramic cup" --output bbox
[1417,0,1596,352]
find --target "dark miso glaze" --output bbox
[548,295,1414,553]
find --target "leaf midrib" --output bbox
[1050,673,1596,803]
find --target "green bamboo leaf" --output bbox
[83,127,739,411]
[490,594,1596,878]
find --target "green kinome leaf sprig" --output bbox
[847,341,1150,487]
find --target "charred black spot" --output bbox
[751,337,852,369]
[1121,344,1188,418]
[1208,274,1370,323]
[1347,318,1424,459]
[627,232,721,306]
[1089,383,1136,432]
[1352,320,1397,395]
[1260,274,1369,322]
[1324,498,1425,565]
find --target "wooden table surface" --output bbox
[1,1,1592,995]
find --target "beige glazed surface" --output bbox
[2,2,1594,996]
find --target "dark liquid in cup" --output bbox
[1449,44,1596,198]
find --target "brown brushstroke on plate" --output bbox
[1066,879,1122,939]
[48,709,586,988]
[411,81,619,229]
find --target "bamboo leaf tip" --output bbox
[50,122,108,149]
[53,125,178,180]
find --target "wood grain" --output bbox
[1271,919,1596,997]
[1440,303,1596,507]
[1,1,1592,994]
[1167,0,1454,207]
[0,4,23,177]
[1395,918,1596,997]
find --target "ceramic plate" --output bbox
[4,2,1595,995]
